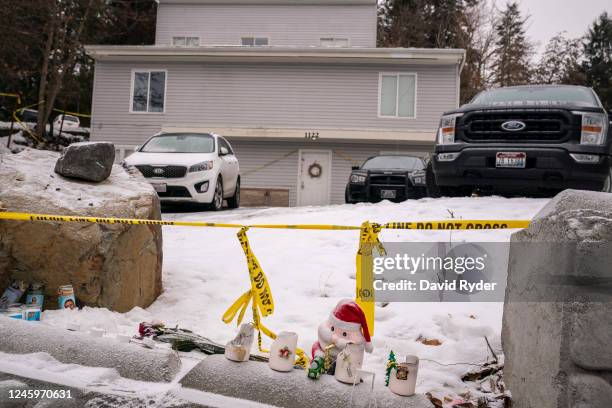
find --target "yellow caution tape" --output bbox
[355,222,386,336]
[222,227,309,368]
[0,212,530,231]
[0,92,21,104]
[52,108,91,119]
[383,220,531,230]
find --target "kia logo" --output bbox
[153,168,164,175]
[501,120,526,132]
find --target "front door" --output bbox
[297,150,331,206]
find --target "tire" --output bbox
[425,160,441,198]
[345,185,354,204]
[209,178,224,211]
[227,178,240,209]
[603,167,612,193]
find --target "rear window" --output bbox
[140,133,215,153]
[361,156,424,170]
[471,87,598,106]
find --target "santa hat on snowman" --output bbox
[313,299,373,358]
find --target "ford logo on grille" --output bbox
[501,120,526,132]
[153,168,164,175]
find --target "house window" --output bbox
[379,73,417,118]
[320,38,349,48]
[131,70,166,113]
[241,37,269,46]
[172,36,200,47]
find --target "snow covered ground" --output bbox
[36,197,548,403]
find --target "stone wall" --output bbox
[502,190,612,408]
[0,149,163,312]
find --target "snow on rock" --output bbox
[0,318,181,383]
[0,149,163,312]
[181,354,429,407]
[38,196,549,402]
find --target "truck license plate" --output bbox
[381,190,396,199]
[496,152,526,168]
[151,183,167,193]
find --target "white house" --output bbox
[86,0,464,206]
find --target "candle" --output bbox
[268,331,298,372]
[389,355,419,396]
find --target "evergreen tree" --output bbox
[583,12,612,109]
[491,2,533,87]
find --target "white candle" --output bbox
[268,331,298,372]
[389,355,419,396]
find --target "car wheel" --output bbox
[209,178,224,211]
[603,167,612,193]
[227,179,240,209]
[425,161,441,198]
[345,185,354,204]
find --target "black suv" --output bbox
[432,85,612,195]
[345,155,427,203]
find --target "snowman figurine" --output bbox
[308,299,373,379]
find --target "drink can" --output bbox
[57,285,76,310]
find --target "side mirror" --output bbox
[219,146,229,156]
[351,166,360,170]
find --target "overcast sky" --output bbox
[506,0,611,54]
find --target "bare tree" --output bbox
[534,32,585,85]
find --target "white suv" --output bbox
[124,132,240,210]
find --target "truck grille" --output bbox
[459,109,579,143]
[369,175,407,186]
[135,165,187,178]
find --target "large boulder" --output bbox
[0,148,162,312]
[502,189,612,408]
[54,141,115,182]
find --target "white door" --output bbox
[297,150,332,206]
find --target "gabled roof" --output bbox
[86,45,465,67]
[158,0,376,4]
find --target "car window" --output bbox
[217,137,234,155]
[140,133,215,153]
[361,156,424,170]
[64,115,79,123]
[471,86,598,106]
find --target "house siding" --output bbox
[230,140,431,206]
[91,60,457,145]
[155,3,377,47]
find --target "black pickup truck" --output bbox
[431,85,612,195]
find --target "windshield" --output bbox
[471,86,598,106]
[140,133,215,153]
[361,156,424,170]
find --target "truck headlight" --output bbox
[437,113,463,145]
[189,161,214,172]
[573,112,608,145]
[350,174,366,184]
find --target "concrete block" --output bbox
[180,354,430,408]
[0,318,180,382]
[502,190,612,408]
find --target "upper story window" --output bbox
[131,70,166,113]
[241,37,269,46]
[379,73,417,118]
[172,36,200,47]
[320,38,349,48]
